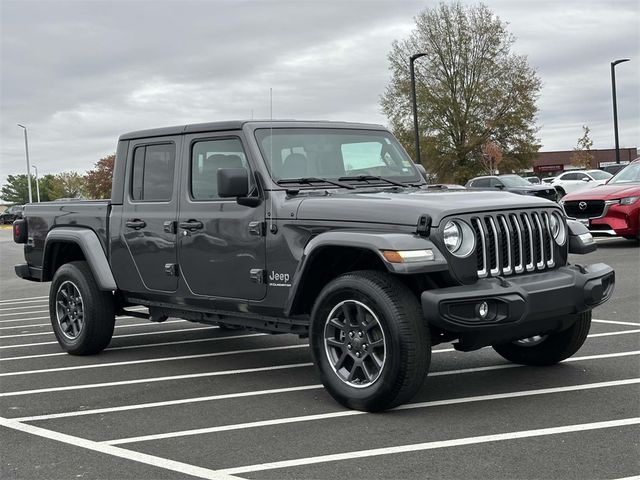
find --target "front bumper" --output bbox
[421,263,615,351]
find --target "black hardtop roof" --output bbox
[119,120,386,141]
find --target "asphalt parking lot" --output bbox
[1,226,638,480]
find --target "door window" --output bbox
[131,143,176,201]
[191,138,249,200]
[473,178,490,187]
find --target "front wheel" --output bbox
[49,261,115,355]
[310,271,430,412]
[492,311,591,366]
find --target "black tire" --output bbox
[310,270,430,412]
[49,261,115,355]
[492,311,591,366]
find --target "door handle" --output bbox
[125,219,146,230]
[179,220,204,231]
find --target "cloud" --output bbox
[1,0,638,187]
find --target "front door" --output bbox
[120,136,181,293]
[178,133,266,300]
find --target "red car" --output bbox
[560,158,640,240]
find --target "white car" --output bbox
[551,169,612,197]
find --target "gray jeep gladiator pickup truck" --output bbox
[13,120,615,411]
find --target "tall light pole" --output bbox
[17,124,33,204]
[32,165,41,203]
[410,53,427,165]
[611,58,630,164]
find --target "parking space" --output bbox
[1,229,639,479]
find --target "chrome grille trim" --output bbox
[498,215,513,275]
[542,212,555,268]
[522,214,535,272]
[510,213,524,274]
[471,210,557,278]
[473,217,488,278]
[533,213,546,270]
[488,216,500,276]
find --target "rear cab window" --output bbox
[131,143,176,201]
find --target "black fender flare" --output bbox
[284,230,448,316]
[43,227,117,291]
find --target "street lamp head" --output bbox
[17,123,26,129]
[410,53,428,62]
[612,58,630,67]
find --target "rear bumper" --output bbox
[14,263,42,282]
[421,263,615,350]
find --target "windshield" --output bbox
[499,175,532,187]
[608,162,640,184]
[255,128,420,183]
[588,170,613,180]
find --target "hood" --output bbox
[562,183,640,201]
[295,188,557,227]
[508,184,554,192]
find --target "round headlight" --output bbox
[443,220,476,257]
[443,221,462,252]
[549,214,560,238]
[550,212,566,245]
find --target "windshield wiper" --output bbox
[338,175,408,188]
[277,177,355,189]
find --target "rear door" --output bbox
[177,132,266,300]
[120,136,181,292]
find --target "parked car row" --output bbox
[0,205,24,224]
[465,174,558,201]
[560,158,640,240]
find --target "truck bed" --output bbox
[22,200,111,271]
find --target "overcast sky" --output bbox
[1,0,638,186]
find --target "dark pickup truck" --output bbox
[13,120,615,411]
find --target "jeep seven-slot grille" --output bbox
[471,211,555,278]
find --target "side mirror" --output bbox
[217,168,261,207]
[582,177,591,182]
[414,164,428,181]
[218,168,249,198]
[494,184,504,190]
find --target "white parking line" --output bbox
[0,310,50,317]
[214,417,640,475]
[0,416,241,480]
[0,344,308,377]
[0,333,267,362]
[104,378,640,445]
[0,316,49,324]
[0,363,314,397]
[0,305,51,311]
[588,329,640,338]
[2,349,637,400]
[0,318,181,332]
[0,319,187,338]
[593,319,640,327]
[15,384,324,422]
[0,295,48,304]
[0,326,219,349]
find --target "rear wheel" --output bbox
[49,261,115,355]
[310,270,430,412]
[492,311,591,366]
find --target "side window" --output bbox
[489,178,501,187]
[474,178,489,187]
[191,138,248,200]
[131,143,176,201]
[575,172,588,180]
[562,173,576,181]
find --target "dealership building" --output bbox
[532,147,638,176]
